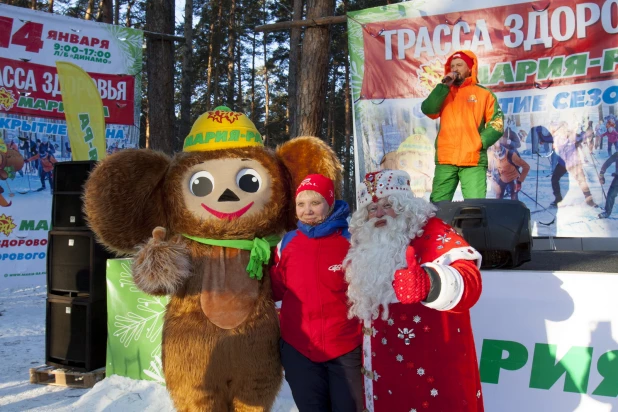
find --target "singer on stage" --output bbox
[421,50,504,202]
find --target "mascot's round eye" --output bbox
[189,171,214,197]
[236,168,262,193]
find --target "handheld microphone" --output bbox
[442,72,459,84]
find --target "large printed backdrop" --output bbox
[348,0,618,237]
[0,4,143,287]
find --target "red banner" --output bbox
[361,0,618,99]
[0,57,135,125]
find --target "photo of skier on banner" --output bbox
[549,119,598,208]
[24,136,57,194]
[488,143,530,201]
[598,152,618,219]
[529,125,555,160]
[502,117,522,152]
[420,50,504,202]
[595,121,607,151]
[600,115,618,157]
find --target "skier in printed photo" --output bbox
[64,140,72,160]
[583,120,595,152]
[574,119,591,165]
[549,119,598,208]
[529,124,554,159]
[488,143,530,201]
[502,117,522,152]
[600,115,618,157]
[25,136,57,193]
[595,121,607,151]
[598,152,618,220]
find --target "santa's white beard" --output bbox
[344,213,420,322]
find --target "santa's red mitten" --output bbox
[392,246,431,304]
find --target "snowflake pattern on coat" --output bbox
[361,218,484,412]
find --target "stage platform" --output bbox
[511,250,618,273]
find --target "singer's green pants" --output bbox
[430,164,487,202]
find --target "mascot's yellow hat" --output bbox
[183,106,263,152]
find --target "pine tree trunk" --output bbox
[145,0,176,154]
[85,0,95,20]
[226,0,237,108]
[205,0,223,111]
[48,0,54,13]
[179,0,194,142]
[297,0,334,138]
[262,35,270,140]
[328,65,336,147]
[251,33,256,122]
[287,0,303,138]
[213,66,221,107]
[236,41,243,109]
[126,0,134,26]
[114,0,119,24]
[97,0,113,23]
[30,0,35,9]
[262,1,270,139]
[143,107,150,148]
[343,10,353,204]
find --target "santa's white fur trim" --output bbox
[362,319,375,412]
[433,246,482,269]
[420,263,464,311]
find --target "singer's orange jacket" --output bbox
[421,50,504,167]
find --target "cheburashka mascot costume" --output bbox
[84,106,343,411]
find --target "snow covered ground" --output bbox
[0,286,298,412]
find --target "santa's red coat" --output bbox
[362,217,484,412]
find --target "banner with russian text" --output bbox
[471,270,618,412]
[0,4,142,288]
[348,0,618,237]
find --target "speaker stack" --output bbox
[46,161,111,372]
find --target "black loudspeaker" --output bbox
[47,230,111,301]
[46,296,107,372]
[52,161,96,230]
[435,199,532,269]
[53,161,97,192]
[47,161,107,372]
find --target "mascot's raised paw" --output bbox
[84,106,343,412]
[132,226,191,296]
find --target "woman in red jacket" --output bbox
[271,174,363,412]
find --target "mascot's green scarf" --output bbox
[182,234,280,280]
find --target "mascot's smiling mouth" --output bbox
[201,202,254,220]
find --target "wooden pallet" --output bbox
[29,366,105,389]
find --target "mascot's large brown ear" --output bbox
[83,149,170,256]
[276,136,343,199]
